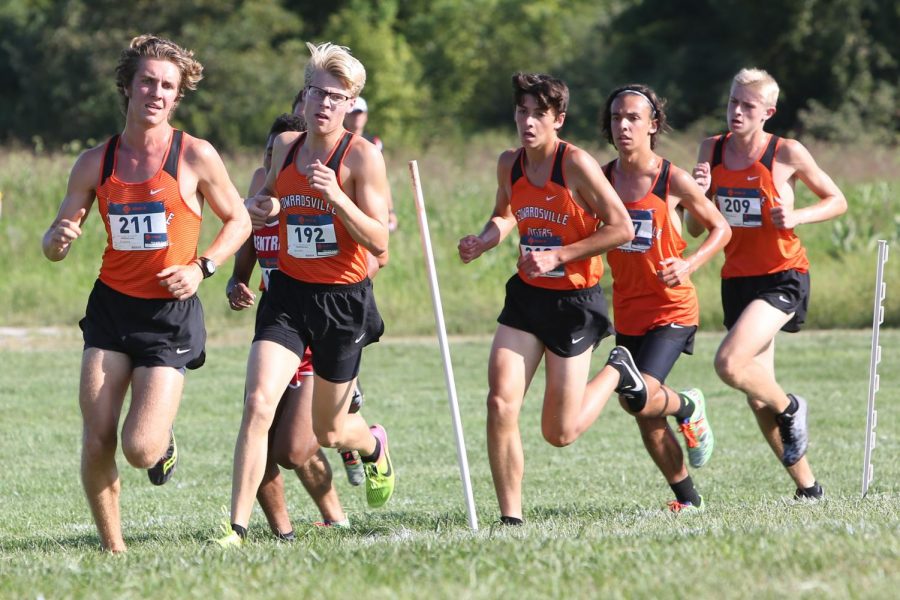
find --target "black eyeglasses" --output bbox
[306,85,352,106]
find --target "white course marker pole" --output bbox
[862,240,889,498]
[408,160,479,530]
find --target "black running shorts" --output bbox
[254,270,384,383]
[615,323,697,384]
[721,269,810,333]
[80,279,206,370]
[497,274,612,357]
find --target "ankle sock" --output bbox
[231,523,247,539]
[781,394,799,416]
[362,436,381,463]
[670,476,701,506]
[673,392,694,422]
[500,515,524,526]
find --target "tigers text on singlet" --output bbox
[95,130,202,299]
[710,133,808,278]
[275,131,368,284]
[253,222,279,291]
[604,159,698,335]
[511,142,602,290]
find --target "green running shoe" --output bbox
[148,430,178,486]
[211,521,244,549]
[677,389,714,468]
[364,424,395,508]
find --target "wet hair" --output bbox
[732,67,780,107]
[304,42,366,97]
[512,72,569,116]
[115,34,203,115]
[268,113,305,137]
[601,84,669,149]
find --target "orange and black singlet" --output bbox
[95,130,202,299]
[710,133,809,278]
[275,131,368,284]
[605,160,698,335]
[511,141,602,290]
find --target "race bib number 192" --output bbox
[108,201,168,250]
[287,214,338,258]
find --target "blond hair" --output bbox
[304,42,366,97]
[115,34,203,114]
[732,68,779,107]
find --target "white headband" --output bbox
[615,89,657,116]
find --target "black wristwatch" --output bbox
[197,256,216,279]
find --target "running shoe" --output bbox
[364,424,395,508]
[211,521,243,548]
[677,388,715,468]
[147,430,178,486]
[340,449,365,486]
[312,519,350,529]
[667,496,704,513]
[606,346,647,406]
[777,394,809,467]
[794,482,825,501]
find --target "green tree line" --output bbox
[1,0,897,150]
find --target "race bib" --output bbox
[108,201,168,250]
[520,234,564,278]
[618,208,654,253]
[286,214,338,258]
[717,188,763,228]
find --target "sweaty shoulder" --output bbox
[562,143,603,185]
[497,148,519,176]
[180,133,220,169]
[346,133,385,168]
[773,137,811,166]
[667,163,696,194]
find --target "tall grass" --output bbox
[1,135,898,332]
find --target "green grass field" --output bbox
[1,328,898,598]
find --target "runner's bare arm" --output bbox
[685,137,717,237]
[659,167,732,287]
[458,151,518,263]
[42,148,100,261]
[771,139,847,229]
[312,141,389,258]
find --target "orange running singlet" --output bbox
[710,133,809,278]
[511,141,602,290]
[95,131,202,299]
[275,131,368,284]
[605,160,698,335]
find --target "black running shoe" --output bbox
[794,482,825,501]
[777,394,809,467]
[148,430,178,486]
[606,346,647,406]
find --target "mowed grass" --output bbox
[1,328,898,598]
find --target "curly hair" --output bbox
[115,34,203,115]
[512,72,569,116]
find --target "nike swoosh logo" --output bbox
[175,348,190,354]
[571,336,585,344]
[619,357,645,393]
[746,176,760,181]
[670,324,685,329]
[354,333,366,344]
[778,295,789,303]
[545,195,557,202]
[150,188,164,195]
